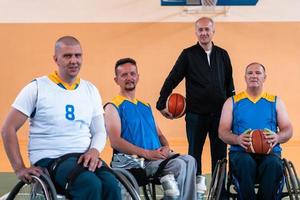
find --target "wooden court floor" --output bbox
[1,137,299,196]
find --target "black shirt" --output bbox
[156,42,235,115]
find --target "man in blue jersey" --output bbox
[104,58,198,200]
[218,62,293,199]
[1,36,121,200]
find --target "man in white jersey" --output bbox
[1,36,121,200]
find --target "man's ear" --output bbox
[53,55,57,62]
[114,77,118,84]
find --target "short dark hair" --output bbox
[115,58,137,75]
[246,62,266,73]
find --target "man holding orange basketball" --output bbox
[156,17,235,189]
[105,58,198,200]
[219,62,293,199]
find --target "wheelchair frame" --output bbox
[6,172,58,200]
[112,167,163,200]
[208,157,300,200]
[6,168,141,200]
[110,153,182,200]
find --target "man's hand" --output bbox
[157,146,170,157]
[160,108,173,119]
[237,129,252,150]
[264,128,278,148]
[242,128,252,135]
[263,128,275,135]
[16,166,43,184]
[78,148,102,172]
[144,149,167,161]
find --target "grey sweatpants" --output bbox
[145,154,197,200]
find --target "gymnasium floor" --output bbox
[1,137,299,197]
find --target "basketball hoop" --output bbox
[201,0,217,6]
[182,0,229,16]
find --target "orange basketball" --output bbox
[166,93,186,119]
[246,129,272,154]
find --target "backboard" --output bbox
[161,0,259,6]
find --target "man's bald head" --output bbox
[55,36,81,55]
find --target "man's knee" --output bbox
[66,171,102,199]
[181,155,196,165]
[230,152,256,178]
[98,170,120,192]
[165,158,186,177]
[264,155,282,166]
[261,155,283,175]
[230,152,256,168]
[75,171,102,191]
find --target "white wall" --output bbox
[0,0,299,22]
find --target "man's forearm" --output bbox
[90,115,107,153]
[111,138,148,158]
[219,131,238,145]
[2,129,26,172]
[278,126,293,144]
[159,135,169,147]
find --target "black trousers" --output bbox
[185,112,227,174]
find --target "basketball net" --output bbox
[182,0,229,16]
[201,0,218,12]
[201,0,217,6]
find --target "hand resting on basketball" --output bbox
[165,93,186,119]
[245,129,274,154]
[263,128,278,148]
[236,130,252,150]
[160,108,174,119]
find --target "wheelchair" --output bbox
[111,153,182,200]
[5,167,141,200]
[113,167,163,200]
[207,157,300,200]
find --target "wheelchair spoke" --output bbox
[208,158,227,200]
[283,158,300,200]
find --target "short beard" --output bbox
[125,86,135,91]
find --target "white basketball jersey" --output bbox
[14,76,103,164]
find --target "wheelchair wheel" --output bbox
[6,173,58,200]
[283,158,300,200]
[110,169,141,200]
[112,168,162,200]
[207,158,227,200]
[141,180,162,200]
[112,168,140,194]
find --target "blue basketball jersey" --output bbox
[110,95,161,150]
[230,91,281,152]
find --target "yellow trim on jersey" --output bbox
[48,71,80,90]
[233,91,275,103]
[138,99,150,107]
[112,95,150,107]
[233,91,247,103]
[261,92,276,102]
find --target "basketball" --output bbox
[166,93,186,119]
[246,129,272,154]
